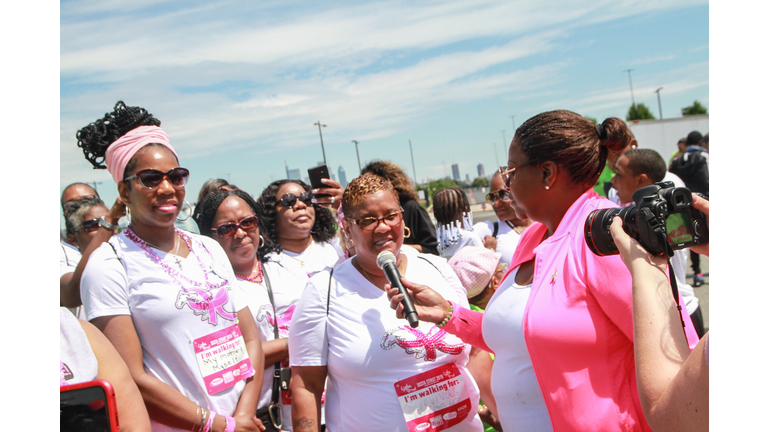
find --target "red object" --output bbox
[60,379,120,431]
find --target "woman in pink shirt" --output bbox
[389,110,699,432]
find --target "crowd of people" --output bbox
[60,101,709,432]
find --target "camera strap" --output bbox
[666,258,690,348]
[261,267,283,430]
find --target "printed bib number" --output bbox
[193,323,255,395]
[394,362,472,432]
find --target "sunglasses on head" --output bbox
[123,167,190,190]
[78,218,101,233]
[485,189,511,204]
[278,192,313,208]
[212,215,259,238]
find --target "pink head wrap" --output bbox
[104,125,178,184]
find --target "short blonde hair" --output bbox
[342,173,400,217]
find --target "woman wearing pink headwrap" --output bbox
[77,101,266,432]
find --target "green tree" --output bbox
[626,103,656,121]
[471,177,489,188]
[682,100,708,116]
[420,179,459,200]
[584,116,598,124]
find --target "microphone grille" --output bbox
[376,251,397,269]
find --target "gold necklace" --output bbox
[283,239,315,268]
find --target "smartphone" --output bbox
[307,164,331,199]
[61,379,120,432]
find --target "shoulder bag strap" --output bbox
[492,221,499,238]
[260,266,284,421]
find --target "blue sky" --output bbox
[60,0,709,208]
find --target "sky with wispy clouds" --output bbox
[60,0,709,206]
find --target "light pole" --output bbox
[509,115,516,132]
[501,130,507,148]
[655,87,664,120]
[351,140,361,174]
[409,139,418,186]
[313,121,327,165]
[623,69,635,106]
[493,143,500,168]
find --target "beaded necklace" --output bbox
[235,260,264,284]
[124,226,228,303]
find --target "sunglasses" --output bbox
[485,189,511,204]
[349,210,404,232]
[123,167,190,190]
[498,162,532,187]
[78,218,101,233]
[278,192,313,208]
[212,215,259,238]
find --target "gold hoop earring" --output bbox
[403,226,411,238]
[126,206,132,225]
[177,200,193,222]
[345,238,355,249]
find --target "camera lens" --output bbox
[584,206,637,256]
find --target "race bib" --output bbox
[193,323,255,395]
[394,362,472,432]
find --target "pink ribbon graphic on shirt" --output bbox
[187,287,236,325]
[381,326,465,362]
[257,303,297,337]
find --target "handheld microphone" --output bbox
[377,251,419,327]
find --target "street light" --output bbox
[409,139,418,186]
[313,121,327,165]
[351,140,362,174]
[501,130,507,148]
[493,143,500,168]
[509,115,516,132]
[655,87,664,120]
[623,69,635,106]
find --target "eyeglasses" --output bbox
[498,162,532,187]
[278,192,313,208]
[349,210,404,231]
[123,167,190,190]
[212,215,259,238]
[485,189,511,204]
[78,218,101,233]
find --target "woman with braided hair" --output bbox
[256,179,344,282]
[388,110,700,432]
[432,187,484,259]
[194,188,307,431]
[78,101,266,432]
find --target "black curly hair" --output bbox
[76,101,163,174]
[256,179,337,255]
[193,188,273,262]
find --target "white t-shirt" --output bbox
[81,231,250,432]
[473,220,522,267]
[266,238,344,283]
[244,259,309,431]
[234,276,277,413]
[289,253,483,432]
[483,267,553,431]
[60,241,87,320]
[437,227,484,259]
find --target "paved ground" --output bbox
[470,208,709,330]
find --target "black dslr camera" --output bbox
[584,181,708,257]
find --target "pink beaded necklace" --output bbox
[235,260,264,284]
[124,226,228,302]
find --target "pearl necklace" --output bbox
[124,227,227,302]
[235,260,264,284]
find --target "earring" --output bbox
[176,200,193,222]
[126,206,132,225]
[345,237,355,249]
[544,185,550,190]
[259,235,265,248]
[403,226,412,238]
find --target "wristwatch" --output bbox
[98,216,119,231]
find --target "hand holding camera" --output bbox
[585,181,709,257]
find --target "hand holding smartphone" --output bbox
[61,379,120,432]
